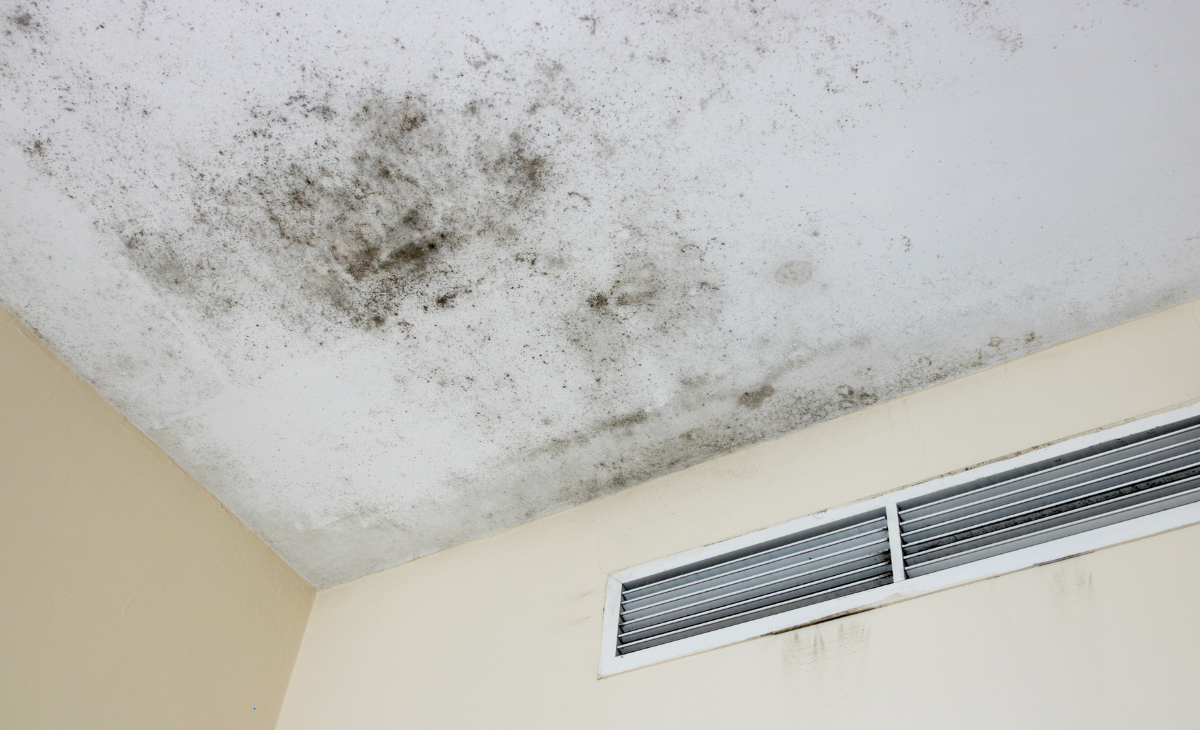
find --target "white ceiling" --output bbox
[2,0,1198,587]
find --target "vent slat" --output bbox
[621,529,889,616]
[904,469,1200,564]
[899,416,1200,577]
[611,413,1200,658]
[615,512,890,653]
[901,422,1200,521]
[900,434,1200,533]
[905,472,1200,569]
[616,571,893,655]
[620,545,890,629]
[904,474,1200,577]
[618,555,892,643]
[903,457,1200,549]
[622,516,883,602]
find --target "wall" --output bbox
[0,306,314,730]
[278,298,1200,730]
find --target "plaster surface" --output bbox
[2,0,1198,586]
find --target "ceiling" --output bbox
[2,1,1198,587]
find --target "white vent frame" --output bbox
[599,401,1200,677]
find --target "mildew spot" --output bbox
[836,385,878,407]
[434,289,464,308]
[955,0,1025,54]
[738,384,776,409]
[124,89,558,330]
[782,621,871,674]
[6,0,1192,589]
[611,261,665,307]
[604,409,649,430]
[21,137,47,158]
[7,8,33,29]
[775,259,814,287]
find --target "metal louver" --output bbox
[616,511,892,655]
[899,415,1200,577]
[603,405,1200,675]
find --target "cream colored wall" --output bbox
[0,307,314,730]
[278,298,1200,730]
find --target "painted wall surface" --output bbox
[0,306,314,730]
[278,298,1200,730]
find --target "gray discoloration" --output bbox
[954,0,1025,54]
[782,622,871,675]
[1050,564,1097,622]
[1051,566,1095,602]
[738,384,776,410]
[775,260,813,287]
[7,8,33,29]
[2,1,1200,586]
[168,91,557,330]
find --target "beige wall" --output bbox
[0,307,314,730]
[278,298,1200,730]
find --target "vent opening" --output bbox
[617,511,891,655]
[602,406,1200,675]
[898,415,1200,577]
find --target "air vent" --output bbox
[899,416,1200,577]
[616,511,891,655]
[601,404,1200,676]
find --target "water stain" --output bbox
[782,621,870,674]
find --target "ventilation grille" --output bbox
[899,416,1200,577]
[612,413,1200,658]
[617,511,892,654]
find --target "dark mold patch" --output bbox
[775,259,813,287]
[128,89,558,330]
[488,133,549,203]
[835,385,878,407]
[603,409,649,430]
[21,137,48,158]
[434,290,462,308]
[955,0,1025,55]
[738,384,776,409]
[2,4,47,47]
[609,260,666,307]
[7,8,33,29]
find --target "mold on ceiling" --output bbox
[2,0,1198,587]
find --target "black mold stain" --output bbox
[489,133,548,203]
[8,9,33,29]
[604,409,649,430]
[836,385,878,406]
[4,5,46,49]
[538,335,1040,527]
[775,259,813,287]
[610,260,665,307]
[128,89,557,330]
[738,384,775,409]
[22,137,47,157]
